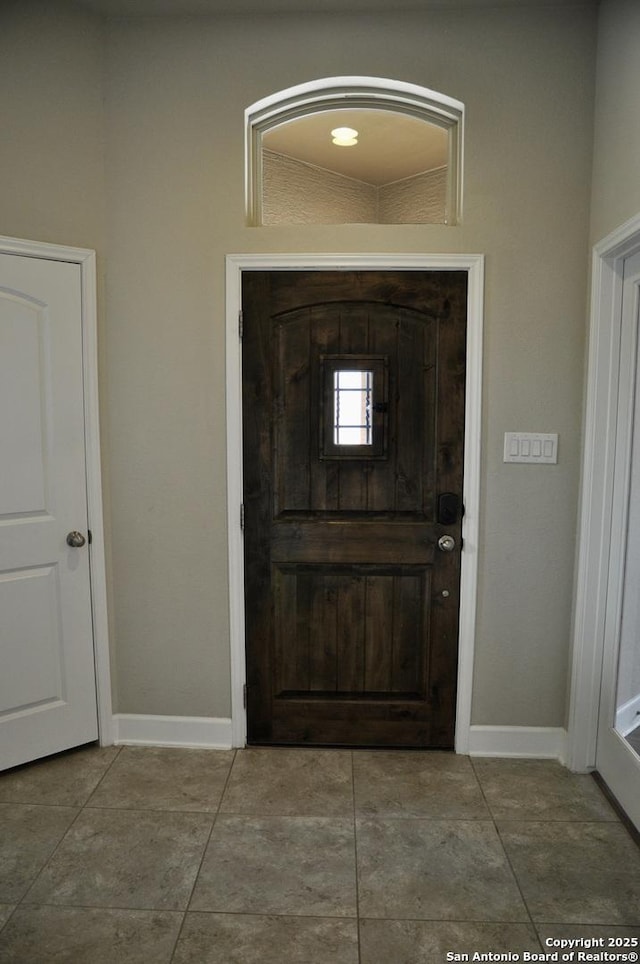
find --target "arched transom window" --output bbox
[246,77,464,226]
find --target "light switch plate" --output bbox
[504,432,558,464]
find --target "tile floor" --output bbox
[1,745,640,962]
[626,724,640,755]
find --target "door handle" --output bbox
[437,534,456,552]
[66,531,86,548]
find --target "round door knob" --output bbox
[66,531,86,548]
[437,534,456,552]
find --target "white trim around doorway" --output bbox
[0,234,113,746]
[225,252,484,752]
[567,212,640,773]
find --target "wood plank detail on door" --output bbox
[242,270,467,747]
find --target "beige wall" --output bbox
[263,151,446,224]
[263,150,378,223]
[0,0,118,702]
[0,1,105,250]
[590,0,640,243]
[378,167,446,224]
[104,5,596,725]
[0,2,599,728]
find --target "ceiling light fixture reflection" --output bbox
[331,126,358,147]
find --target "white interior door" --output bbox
[0,251,98,770]
[595,248,640,829]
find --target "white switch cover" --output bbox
[503,432,558,464]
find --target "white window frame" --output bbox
[245,77,464,227]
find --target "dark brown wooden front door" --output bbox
[242,270,467,747]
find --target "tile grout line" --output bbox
[5,902,358,919]
[351,750,363,964]
[0,746,124,938]
[167,748,238,964]
[0,903,18,938]
[591,771,640,851]
[11,745,125,912]
[5,749,640,956]
[468,756,543,950]
[0,744,124,810]
[82,744,124,806]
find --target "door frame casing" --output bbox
[226,253,484,751]
[0,234,113,746]
[567,212,640,773]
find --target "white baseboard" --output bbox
[468,725,568,763]
[110,716,567,762]
[616,694,640,737]
[112,714,233,749]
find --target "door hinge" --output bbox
[239,310,244,339]
[243,683,247,708]
[240,503,245,530]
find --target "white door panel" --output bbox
[0,253,98,770]
[595,248,640,830]
[0,294,48,514]
[0,566,64,710]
